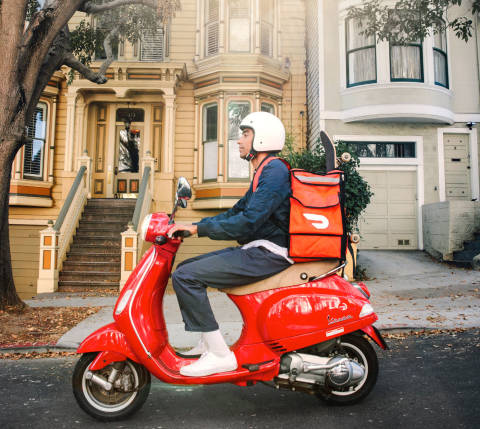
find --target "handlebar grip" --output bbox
[173,230,192,238]
[182,230,192,238]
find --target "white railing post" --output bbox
[77,150,92,198]
[120,223,138,290]
[37,220,60,293]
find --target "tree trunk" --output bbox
[0,139,24,309]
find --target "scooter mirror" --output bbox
[176,177,192,200]
[178,198,187,209]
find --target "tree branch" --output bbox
[98,27,119,76]
[81,0,156,14]
[63,53,107,84]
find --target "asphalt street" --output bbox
[1,330,479,429]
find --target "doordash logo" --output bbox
[303,213,329,230]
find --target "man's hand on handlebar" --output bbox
[167,224,198,238]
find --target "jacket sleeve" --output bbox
[196,160,290,241]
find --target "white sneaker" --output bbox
[180,351,238,377]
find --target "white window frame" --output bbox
[202,102,219,181]
[334,134,425,250]
[437,127,479,202]
[23,102,48,180]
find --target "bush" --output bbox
[280,135,373,233]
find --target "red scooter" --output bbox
[72,178,387,422]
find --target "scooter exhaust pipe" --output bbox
[86,371,113,391]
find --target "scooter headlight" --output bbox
[359,303,374,318]
[140,214,152,241]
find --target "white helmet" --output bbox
[239,112,285,160]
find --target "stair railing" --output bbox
[120,153,155,288]
[37,154,91,293]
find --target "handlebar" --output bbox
[173,230,192,238]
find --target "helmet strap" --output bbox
[245,149,257,162]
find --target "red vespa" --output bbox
[72,177,387,422]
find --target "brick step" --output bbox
[58,280,120,288]
[72,237,121,246]
[78,220,130,228]
[68,244,121,253]
[66,252,121,263]
[59,271,120,282]
[62,261,120,272]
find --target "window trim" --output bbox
[23,102,48,181]
[345,17,377,88]
[389,41,424,83]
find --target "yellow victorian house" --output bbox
[8,0,307,298]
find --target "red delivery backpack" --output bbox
[253,157,347,262]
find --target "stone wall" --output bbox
[423,201,480,260]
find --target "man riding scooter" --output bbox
[167,112,292,377]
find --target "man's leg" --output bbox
[172,246,290,376]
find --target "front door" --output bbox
[444,133,472,201]
[114,108,145,198]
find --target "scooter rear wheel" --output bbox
[72,352,151,422]
[315,334,378,405]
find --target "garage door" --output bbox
[357,170,418,249]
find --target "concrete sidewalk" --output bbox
[24,250,480,350]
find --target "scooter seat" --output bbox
[220,260,341,295]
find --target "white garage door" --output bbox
[358,170,418,249]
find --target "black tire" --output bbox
[72,352,151,422]
[316,334,378,405]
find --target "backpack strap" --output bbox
[252,157,290,192]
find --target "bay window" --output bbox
[260,0,274,56]
[202,103,218,181]
[433,29,448,88]
[24,103,47,180]
[346,18,377,87]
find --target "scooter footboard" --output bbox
[77,322,140,369]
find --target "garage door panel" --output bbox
[358,169,418,250]
[389,202,416,217]
[358,217,388,233]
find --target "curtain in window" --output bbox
[206,0,220,56]
[228,101,250,179]
[433,30,448,87]
[203,104,218,181]
[229,0,250,52]
[390,44,422,81]
[346,18,376,86]
[24,104,47,179]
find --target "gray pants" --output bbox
[172,246,291,332]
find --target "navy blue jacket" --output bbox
[196,157,291,248]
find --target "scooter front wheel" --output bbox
[72,352,151,422]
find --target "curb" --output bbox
[0,345,77,355]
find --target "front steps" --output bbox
[452,232,480,269]
[58,199,136,291]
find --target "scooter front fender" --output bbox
[77,322,140,369]
[361,325,388,350]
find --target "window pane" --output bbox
[205,0,219,56]
[434,50,448,87]
[140,27,165,61]
[24,104,47,179]
[348,47,376,85]
[261,0,274,56]
[345,142,416,158]
[228,102,250,179]
[229,0,250,52]
[346,18,374,50]
[203,141,218,180]
[261,103,275,114]
[116,108,145,123]
[119,128,140,173]
[391,45,422,80]
[433,30,446,51]
[203,104,218,181]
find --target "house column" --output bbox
[163,94,176,174]
[48,97,57,183]
[219,0,225,54]
[218,91,225,182]
[74,94,86,166]
[64,88,78,172]
[193,98,200,185]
